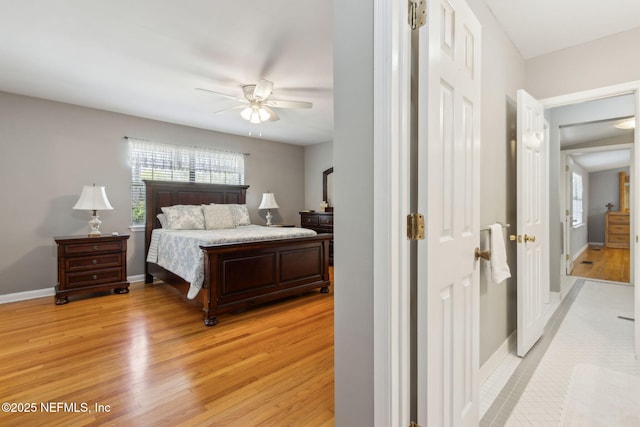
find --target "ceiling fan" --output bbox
[197,79,312,124]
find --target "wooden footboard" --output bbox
[200,234,332,326]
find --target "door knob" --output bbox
[524,234,536,242]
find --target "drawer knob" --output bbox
[92,245,99,250]
[92,275,97,280]
[92,259,98,264]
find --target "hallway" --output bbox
[571,246,630,283]
[480,279,640,426]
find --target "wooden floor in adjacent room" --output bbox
[570,245,630,283]
[0,281,334,427]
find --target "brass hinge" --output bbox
[407,213,425,240]
[408,0,426,30]
[565,165,570,172]
[566,254,570,261]
[566,210,570,216]
[410,422,421,427]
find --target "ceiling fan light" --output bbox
[240,106,252,121]
[614,118,635,130]
[258,107,271,121]
[249,110,261,124]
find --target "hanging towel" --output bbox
[490,223,511,284]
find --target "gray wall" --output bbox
[0,91,305,296]
[304,141,333,212]
[333,0,374,424]
[526,26,640,99]
[466,0,525,366]
[588,167,630,243]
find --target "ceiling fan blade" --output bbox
[196,88,248,104]
[265,99,313,109]
[253,79,274,100]
[214,105,246,114]
[263,106,280,122]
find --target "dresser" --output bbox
[300,211,334,265]
[604,212,629,248]
[54,234,130,304]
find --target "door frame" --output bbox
[372,0,412,425]
[540,81,640,357]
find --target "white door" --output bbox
[516,89,549,357]
[416,0,481,425]
[563,154,574,275]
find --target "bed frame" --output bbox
[143,180,332,326]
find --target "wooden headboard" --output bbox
[143,180,249,252]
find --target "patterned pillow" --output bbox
[161,205,205,230]
[229,204,251,226]
[202,204,236,229]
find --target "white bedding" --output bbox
[146,225,317,299]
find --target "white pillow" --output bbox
[229,204,251,226]
[157,213,168,228]
[202,204,236,229]
[161,205,205,230]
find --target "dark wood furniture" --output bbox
[300,211,334,265]
[143,180,332,326]
[54,234,129,304]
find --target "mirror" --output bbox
[323,167,334,211]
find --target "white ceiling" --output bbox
[571,149,631,172]
[0,1,638,145]
[0,1,332,145]
[484,0,640,59]
[560,118,634,148]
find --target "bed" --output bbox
[144,180,332,326]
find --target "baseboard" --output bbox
[572,243,590,261]
[0,287,55,304]
[0,274,147,304]
[480,331,517,385]
[588,242,604,247]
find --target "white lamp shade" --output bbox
[258,193,279,210]
[73,185,114,211]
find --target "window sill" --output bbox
[129,225,145,232]
[572,223,585,230]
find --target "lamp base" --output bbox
[265,210,273,227]
[88,213,102,237]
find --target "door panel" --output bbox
[516,89,549,357]
[416,0,481,426]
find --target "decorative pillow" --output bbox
[229,204,251,226]
[157,213,168,228]
[202,204,236,229]
[161,205,205,230]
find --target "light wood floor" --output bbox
[570,245,630,283]
[0,281,334,426]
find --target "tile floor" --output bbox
[480,277,640,426]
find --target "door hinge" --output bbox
[410,422,421,427]
[565,165,570,172]
[566,210,570,216]
[409,0,426,30]
[407,213,425,240]
[566,254,570,261]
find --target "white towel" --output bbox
[489,223,511,284]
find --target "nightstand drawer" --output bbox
[66,268,124,289]
[319,216,333,226]
[301,216,319,226]
[66,254,123,272]
[64,240,123,255]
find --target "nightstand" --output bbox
[54,234,130,304]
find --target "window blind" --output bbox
[572,172,583,226]
[128,138,245,225]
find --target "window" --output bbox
[128,138,245,225]
[572,172,583,227]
